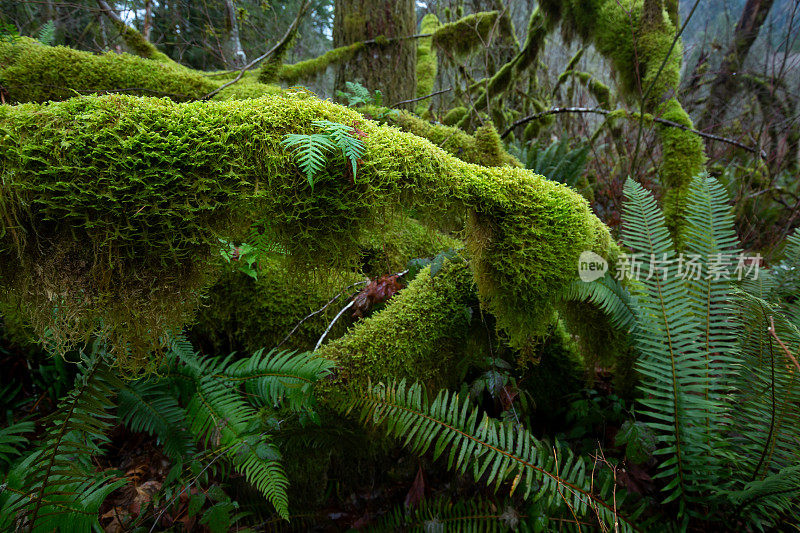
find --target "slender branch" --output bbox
[276,279,368,349]
[390,87,452,108]
[206,33,434,78]
[768,316,800,373]
[314,301,354,352]
[202,0,310,100]
[501,106,766,156]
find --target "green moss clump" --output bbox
[0,37,218,103]
[319,259,476,384]
[194,216,460,354]
[358,215,462,276]
[442,106,468,126]
[265,42,365,84]
[0,37,287,105]
[105,17,172,63]
[474,124,505,167]
[432,11,507,57]
[192,257,363,355]
[414,14,440,116]
[0,92,614,366]
[363,107,520,167]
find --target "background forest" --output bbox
[0,0,798,531]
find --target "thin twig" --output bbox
[768,316,800,372]
[202,1,310,100]
[314,301,354,352]
[390,87,452,108]
[501,106,766,156]
[205,33,434,78]
[276,279,368,349]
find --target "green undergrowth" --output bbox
[0,93,614,369]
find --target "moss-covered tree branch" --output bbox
[0,93,615,370]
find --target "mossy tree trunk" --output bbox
[332,0,416,105]
[698,0,775,131]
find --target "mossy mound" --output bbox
[193,216,459,356]
[358,215,462,276]
[0,92,613,368]
[191,257,363,355]
[319,259,477,385]
[0,37,216,102]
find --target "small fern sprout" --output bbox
[281,120,365,189]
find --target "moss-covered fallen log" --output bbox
[0,93,615,370]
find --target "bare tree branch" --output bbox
[390,87,452,108]
[501,106,766,157]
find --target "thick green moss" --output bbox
[0,93,614,366]
[363,107,520,167]
[442,106,468,126]
[358,215,462,276]
[192,257,363,355]
[319,259,476,384]
[432,11,511,57]
[0,37,217,102]
[537,0,706,241]
[414,14,439,116]
[105,16,172,63]
[0,37,284,104]
[194,216,460,354]
[261,42,366,85]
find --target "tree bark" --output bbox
[698,0,775,130]
[143,0,152,41]
[223,0,247,68]
[333,0,416,105]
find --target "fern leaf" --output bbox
[222,349,333,411]
[349,380,636,531]
[682,174,741,468]
[0,421,34,468]
[725,464,800,527]
[312,120,365,182]
[281,133,336,188]
[186,375,290,519]
[560,273,637,330]
[622,178,719,511]
[118,379,195,460]
[0,345,126,531]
